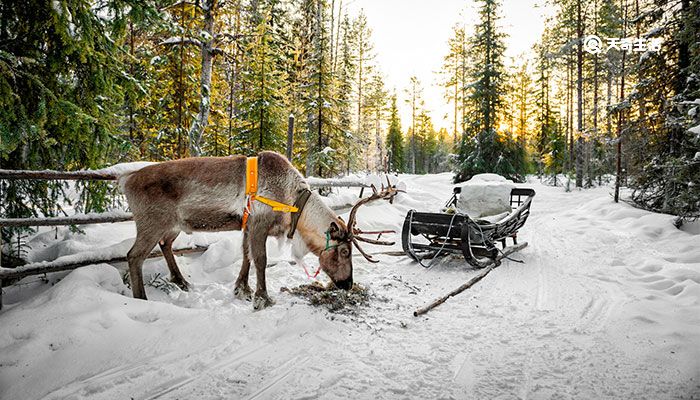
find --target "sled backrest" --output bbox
[510,188,535,209]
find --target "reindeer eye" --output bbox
[340,248,350,257]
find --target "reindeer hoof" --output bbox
[253,292,275,311]
[171,278,190,292]
[234,284,253,301]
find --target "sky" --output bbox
[345,0,552,133]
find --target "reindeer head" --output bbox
[318,181,399,290]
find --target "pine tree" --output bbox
[334,14,356,174]
[510,60,534,145]
[405,76,423,174]
[454,0,525,182]
[386,95,404,172]
[533,33,565,181]
[626,0,700,218]
[236,0,288,155]
[441,24,468,146]
[0,0,156,243]
[352,10,375,171]
[366,73,387,172]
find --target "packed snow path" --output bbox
[0,174,698,399]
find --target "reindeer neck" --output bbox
[296,193,340,257]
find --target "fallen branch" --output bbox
[413,242,528,317]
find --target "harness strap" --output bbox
[245,157,258,195]
[242,156,307,232]
[287,189,312,239]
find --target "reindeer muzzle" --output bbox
[334,277,353,290]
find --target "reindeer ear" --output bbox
[328,221,342,240]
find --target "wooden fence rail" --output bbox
[0,213,134,228]
[0,169,117,180]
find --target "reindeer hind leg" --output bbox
[160,231,189,291]
[127,228,163,300]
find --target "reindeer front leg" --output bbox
[249,226,275,310]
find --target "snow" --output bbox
[305,175,369,187]
[96,161,157,177]
[456,173,515,218]
[1,173,699,399]
[51,0,62,16]
[689,124,700,135]
[159,37,203,47]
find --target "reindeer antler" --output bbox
[346,183,398,236]
[347,179,401,262]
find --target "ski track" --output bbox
[1,175,699,399]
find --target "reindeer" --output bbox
[120,151,396,309]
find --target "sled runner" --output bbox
[401,187,535,268]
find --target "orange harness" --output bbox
[241,157,299,231]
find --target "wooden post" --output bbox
[286,114,295,161]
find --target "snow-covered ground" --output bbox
[1,173,699,399]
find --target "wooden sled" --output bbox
[401,187,535,268]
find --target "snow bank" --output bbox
[456,173,515,218]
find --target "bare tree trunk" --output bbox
[575,0,584,188]
[454,55,459,144]
[589,0,599,187]
[333,0,343,74]
[566,53,573,171]
[177,1,186,158]
[460,29,467,139]
[227,1,241,156]
[411,79,417,174]
[317,0,324,177]
[614,0,627,203]
[286,114,295,161]
[375,108,382,172]
[128,19,135,142]
[189,0,217,157]
[357,30,364,171]
[329,0,335,75]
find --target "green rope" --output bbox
[323,230,339,252]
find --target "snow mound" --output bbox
[456,173,515,218]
